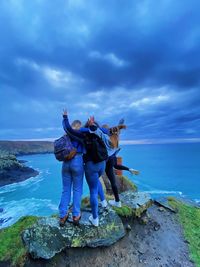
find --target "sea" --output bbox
[0,143,200,229]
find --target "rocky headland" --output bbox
[0,141,53,156]
[0,174,199,267]
[0,140,54,187]
[0,153,39,187]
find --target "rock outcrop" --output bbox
[22,191,152,260]
[22,208,126,259]
[102,174,137,195]
[0,153,39,186]
[119,191,152,218]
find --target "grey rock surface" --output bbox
[119,191,153,217]
[22,209,126,260]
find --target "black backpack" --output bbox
[84,133,108,163]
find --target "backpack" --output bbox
[54,134,77,161]
[84,133,108,163]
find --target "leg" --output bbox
[98,180,105,201]
[71,155,84,217]
[105,158,120,202]
[98,161,106,201]
[59,162,72,218]
[85,161,99,219]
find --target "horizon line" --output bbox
[1,137,200,145]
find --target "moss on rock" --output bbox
[113,205,133,218]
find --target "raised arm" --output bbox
[62,109,85,140]
[109,124,126,135]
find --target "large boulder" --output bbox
[113,191,153,218]
[22,209,126,260]
[102,174,137,195]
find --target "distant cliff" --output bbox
[0,153,39,186]
[0,140,54,156]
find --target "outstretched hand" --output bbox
[88,116,95,126]
[63,108,68,116]
[129,169,140,175]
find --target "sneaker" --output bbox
[89,215,99,227]
[108,200,122,208]
[59,213,69,227]
[101,199,108,208]
[129,168,140,175]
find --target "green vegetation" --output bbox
[118,175,138,192]
[0,153,22,170]
[113,205,133,218]
[168,197,200,267]
[81,196,90,208]
[71,237,82,247]
[0,216,39,266]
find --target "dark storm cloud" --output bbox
[0,0,200,140]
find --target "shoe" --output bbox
[59,213,69,227]
[108,200,122,208]
[101,199,108,208]
[89,215,99,227]
[73,214,81,226]
[129,168,140,175]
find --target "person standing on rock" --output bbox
[62,112,109,227]
[101,122,139,207]
[59,112,85,227]
[100,123,126,207]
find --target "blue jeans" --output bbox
[59,154,84,218]
[84,160,106,219]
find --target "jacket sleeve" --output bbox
[62,115,85,139]
[109,124,126,135]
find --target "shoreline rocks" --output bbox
[0,154,39,187]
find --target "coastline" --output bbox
[0,166,39,187]
[0,196,197,267]
[0,154,39,187]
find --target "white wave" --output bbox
[143,190,183,195]
[194,199,200,203]
[0,171,44,195]
[0,198,58,229]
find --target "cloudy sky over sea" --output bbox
[0,0,200,141]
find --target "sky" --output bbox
[0,0,200,142]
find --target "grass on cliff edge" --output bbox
[0,216,38,266]
[168,197,200,266]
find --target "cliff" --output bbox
[0,152,199,266]
[0,153,39,186]
[1,188,199,267]
[0,141,54,156]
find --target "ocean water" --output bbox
[0,143,200,228]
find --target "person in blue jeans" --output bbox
[59,117,84,227]
[62,112,109,227]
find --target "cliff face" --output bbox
[0,195,195,267]
[0,141,54,156]
[0,153,39,186]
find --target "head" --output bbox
[84,118,99,128]
[71,120,82,130]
